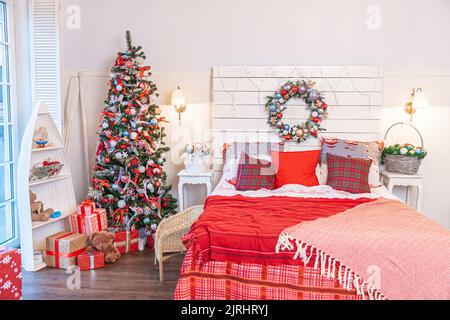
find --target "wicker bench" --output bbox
[154,205,203,281]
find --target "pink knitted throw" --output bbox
[276,198,450,300]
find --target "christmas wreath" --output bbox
[266,80,328,143]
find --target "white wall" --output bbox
[58,0,450,227]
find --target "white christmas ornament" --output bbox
[118,200,126,208]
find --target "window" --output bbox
[0,0,17,246]
[31,0,61,131]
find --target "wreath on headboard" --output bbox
[266,80,328,143]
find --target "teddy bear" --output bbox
[89,231,121,263]
[29,190,53,222]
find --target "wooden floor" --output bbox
[22,249,184,300]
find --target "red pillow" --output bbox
[235,153,275,191]
[326,153,372,194]
[272,150,320,188]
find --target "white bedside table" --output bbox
[382,171,423,211]
[177,169,213,211]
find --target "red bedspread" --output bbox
[183,195,373,265]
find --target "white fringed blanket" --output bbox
[276,198,450,300]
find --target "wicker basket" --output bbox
[384,154,421,175]
[383,122,424,175]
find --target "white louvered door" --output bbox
[30,0,62,131]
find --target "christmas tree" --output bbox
[89,31,177,232]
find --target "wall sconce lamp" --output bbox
[171,86,186,125]
[404,87,428,122]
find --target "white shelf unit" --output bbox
[17,102,77,272]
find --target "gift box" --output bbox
[113,230,139,254]
[77,199,96,216]
[77,251,105,271]
[0,248,22,300]
[46,232,87,269]
[69,208,107,236]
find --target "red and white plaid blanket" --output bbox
[174,246,362,300]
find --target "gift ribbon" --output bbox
[90,255,95,270]
[113,208,127,225]
[146,197,161,209]
[157,116,169,124]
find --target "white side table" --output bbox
[177,169,213,211]
[382,171,423,211]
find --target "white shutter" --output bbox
[30,0,62,131]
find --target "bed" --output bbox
[173,66,450,300]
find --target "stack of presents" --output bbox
[48,200,156,270]
[0,200,155,300]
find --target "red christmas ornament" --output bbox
[138,193,144,198]
[122,117,127,123]
[322,103,328,110]
[154,181,161,188]
[280,90,288,96]
[291,86,299,93]
[135,217,140,222]
[102,198,108,204]
[120,144,127,150]
[284,134,292,140]
[276,113,283,119]
[104,157,110,164]
[162,203,168,208]
[313,117,320,123]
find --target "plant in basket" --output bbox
[382,143,427,175]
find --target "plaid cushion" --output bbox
[320,137,384,187]
[235,153,275,191]
[326,153,372,194]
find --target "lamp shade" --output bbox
[171,86,186,106]
[412,88,428,109]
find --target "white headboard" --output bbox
[211,66,383,183]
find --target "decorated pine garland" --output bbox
[266,80,328,143]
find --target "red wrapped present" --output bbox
[69,208,107,236]
[77,251,105,271]
[113,230,139,254]
[77,199,96,216]
[147,233,155,249]
[46,232,87,269]
[0,248,22,300]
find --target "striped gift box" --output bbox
[69,208,108,236]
